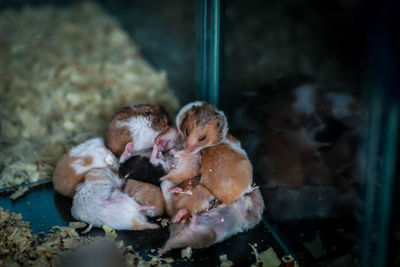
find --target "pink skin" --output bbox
[158,150,183,181]
[150,139,171,166]
[168,149,180,169]
[184,143,197,154]
[157,138,170,148]
[172,208,188,223]
[151,128,182,165]
[150,143,160,164]
[168,187,187,223]
[172,209,199,224]
[120,142,134,162]
[168,187,183,194]
[167,149,188,170]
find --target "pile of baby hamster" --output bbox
[52,102,265,254]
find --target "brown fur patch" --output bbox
[81,156,93,167]
[200,143,253,205]
[105,124,131,157]
[52,154,85,197]
[167,177,213,221]
[125,179,164,216]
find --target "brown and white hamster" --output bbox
[105,104,170,162]
[52,138,119,197]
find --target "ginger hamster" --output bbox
[153,102,253,222]
[52,138,118,197]
[175,101,253,205]
[161,178,215,223]
[175,101,227,154]
[124,179,165,217]
[105,104,170,162]
[199,140,253,205]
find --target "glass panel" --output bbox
[222,0,399,266]
[1,0,398,266]
[196,0,222,107]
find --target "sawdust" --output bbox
[0,1,179,189]
[0,208,173,267]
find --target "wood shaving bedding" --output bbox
[0,1,179,188]
[0,208,173,267]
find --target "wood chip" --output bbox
[10,186,29,200]
[160,218,169,227]
[102,225,117,240]
[68,222,87,229]
[81,223,93,234]
[181,247,192,259]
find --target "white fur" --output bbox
[160,180,176,204]
[71,168,158,230]
[69,138,119,175]
[292,84,317,116]
[117,117,160,151]
[219,110,229,141]
[70,138,105,157]
[160,180,177,216]
[223,138,248,157]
